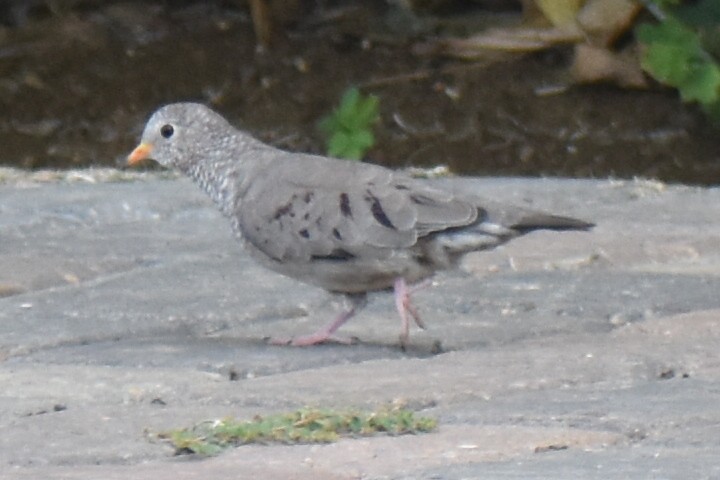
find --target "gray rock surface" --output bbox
[2,171,719,479]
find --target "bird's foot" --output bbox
[267,331,357,346]
[394,277,433,347]
[266,304,359,347]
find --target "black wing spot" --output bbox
[395,184,410,190]
[414,254,433,267]
[366,191,396,230]
[332,228,342,240]
[298,228,310,238]
[478,207,488,222]
[311,249,355,261]
[303,191,314,203]
[339,193,352,218]
[273,202,293,220]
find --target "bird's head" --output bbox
[127,103,234,171]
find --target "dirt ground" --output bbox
[1,0,719,183]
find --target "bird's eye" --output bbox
[160,124,174,139]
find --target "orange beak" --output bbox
[127,143,153,166]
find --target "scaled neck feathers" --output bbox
[184,132,263,218]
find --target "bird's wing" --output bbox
[235,154,478,263]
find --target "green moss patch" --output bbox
[160,406,437,456]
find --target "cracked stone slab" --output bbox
[2,172,720,479]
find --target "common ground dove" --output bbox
[128,103,592,346]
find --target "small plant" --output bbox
[319,87,380,161]
[159,406,437,456]
[637,0,720,120]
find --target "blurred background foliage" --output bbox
[0,0,719,183]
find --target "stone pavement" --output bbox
[1,170,719,479]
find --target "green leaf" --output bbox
[337,88,361,122]
[318,87,380,160]
[354,95,380,126]
[351,130,375,149]
[681,62,720,103]
[637,18,699,52]
[638,16,720,112]
[327,131,351,158]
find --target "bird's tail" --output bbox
[425,205,593,268]
[509,213,594,234]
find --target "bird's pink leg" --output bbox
[394,277,432,346]
[268,295,366,346]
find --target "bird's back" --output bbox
[227,149,592,293]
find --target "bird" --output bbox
[127,102,593,347]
